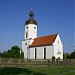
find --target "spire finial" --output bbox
[29,9,34,19]
[31,8,32,11]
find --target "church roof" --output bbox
[30,34,57,47]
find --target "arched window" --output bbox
[44,48,46,59]
[26,32,28,38]
[35,48,37,59]
[34,27,36,29]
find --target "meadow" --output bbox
[0,66,75,75]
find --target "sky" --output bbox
[0,0,74,53]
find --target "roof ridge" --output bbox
[30,33,58,47]
[34,33,58,39]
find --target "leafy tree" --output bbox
[63,53,70,59]
[10,46,20,58]
[67,54,70,59]
[0,46,24,58]
[20,50,24,58]
[70,50,75,59]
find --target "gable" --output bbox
[53,34,63,46]
[30,34,57,47]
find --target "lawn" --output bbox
[0,66,75,75]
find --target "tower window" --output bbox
[34,27,36,29]
[44,48,46,59]
[26,32,28,38]
[26,26,28,29]
[25,43,27,45]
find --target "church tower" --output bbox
[25,9,37,39]
[22,9,37,59]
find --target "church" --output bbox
[22,9,63,59]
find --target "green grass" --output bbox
[0,66,75,75]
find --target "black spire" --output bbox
[29,9,34,19]
[25,9,37,25]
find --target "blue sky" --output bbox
[0,0,74,53]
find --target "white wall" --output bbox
[53,34,63,59]
[30,45,54,59]
[30,48,35,59]
[36,47,44,59]
[22,39,34,59]
[30,47,43,59]
[25,24,37,39]
[22,41,27,59]
[46,46,54,59]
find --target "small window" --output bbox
[26,32,28,38]
[44,48,46,59]
[25,43,27,45]
[26,26,28,29]
[34,27,36,29]
[58,41,59,44]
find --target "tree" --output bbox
[0,46,24,58]
[70,50,75,59]
[10,46,20,58]
[63,53,70,59]
[20,50,24,58]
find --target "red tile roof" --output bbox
[30,34,57,47]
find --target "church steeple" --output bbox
[29,9,34,19]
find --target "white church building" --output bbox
[22,9,63,59]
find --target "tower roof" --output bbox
[25,9,37,25]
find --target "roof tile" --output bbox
[30,34,57,47]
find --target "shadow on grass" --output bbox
[0,67,46,75]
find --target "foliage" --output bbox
[70,50,75,59]
[0,46,24,58]
[63,53,69,59]
[20,51,24,58]
[0,66,75,75]
[10,46,20,58]
[63,50,75,59]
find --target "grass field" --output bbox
[0,66,75,75]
